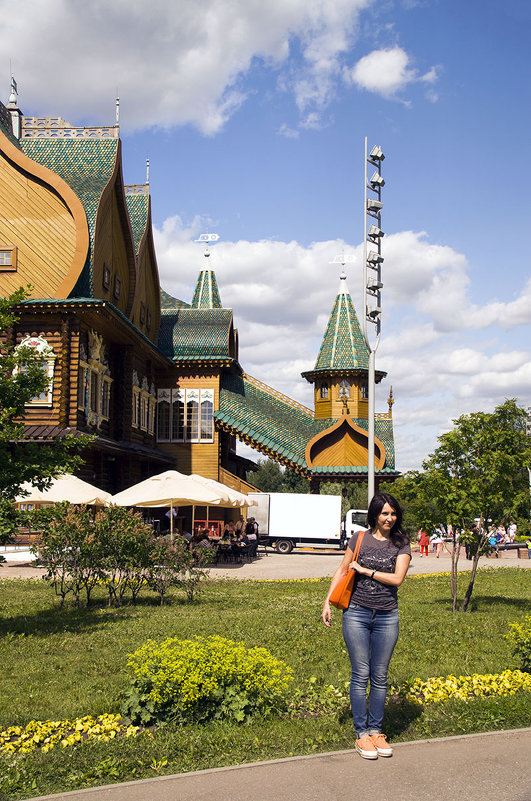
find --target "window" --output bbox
[90,371,99,413]
[0,246,17,271]
[157,388,214,443]
[157,389,171,441]
[100,377,111,418]
[320,382,329,399]
[186,389,199,441]
[361,382,368,400]
[16,336,55,406]
[139,302,146,325]
[113,275,121,300]
[200,391,214,439]
[172,389,185,441]
[102,264,111,290]
[339,379,351,398]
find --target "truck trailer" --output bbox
[248,492,346,553]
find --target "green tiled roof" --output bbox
[160,289,189,310]
[125,192,149,255]
[215,372,396,473]
[310,274,369,374]
[20,138,118,298]
[191,270,222,308]
[158,308,233,360]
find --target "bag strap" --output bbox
[351,529,366,562]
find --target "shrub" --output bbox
[505,615,531,672]
[123,635,294,725]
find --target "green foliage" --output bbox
[321,481,368,517]
[123,635,294,725]
[505,615,531,672]
[33,504,211,607]
[0,499,23,546]
[0,287,92,500]
[391,399,531,533]
[247,458,309,493]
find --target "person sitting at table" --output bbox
[223,521,236,539]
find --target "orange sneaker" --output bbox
[370,732,393,757]
[355,735,378,759]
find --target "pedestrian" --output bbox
[419,528,430,557]
[430,528,444,558]
[321,492,411,760]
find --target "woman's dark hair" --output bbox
[367,492,408,547]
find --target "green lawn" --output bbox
[0,568,530,800]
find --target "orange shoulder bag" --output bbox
[329,530,366,610]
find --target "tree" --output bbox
[392,399,531,612]
[0,288,90,527]
[247,459,309,494]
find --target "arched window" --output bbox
[339,379,351,398]
[16,336,56,406]
[200,389,214,440]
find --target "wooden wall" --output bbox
[0,151,76,298]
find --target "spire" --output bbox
[191,252,223,308]
[312,273,369,372]
[7,74,22,139]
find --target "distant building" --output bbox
[0,86,398,495]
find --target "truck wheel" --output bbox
[275,540,293,554]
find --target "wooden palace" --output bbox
[0,85,399,496]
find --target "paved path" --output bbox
[27,729,531,801]
[2,547,530,581]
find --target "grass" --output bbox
[0,568,530,799]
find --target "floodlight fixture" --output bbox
[367,278,383,291]
[369,171,385,188]
[369,145,385,162]
[367,250,384,265]
[367,306,382,319]
[367,198,383,213]
[368,224,384,239]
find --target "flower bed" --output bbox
[396,669,531,704]
[0,714,143,755]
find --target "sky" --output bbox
[3,0,531,472]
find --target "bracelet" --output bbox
[370,570,376,579]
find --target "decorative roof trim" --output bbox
[215,417,310,476]
[304,412,386,470]
[0,127,90,299]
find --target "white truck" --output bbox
[248,493,368,554]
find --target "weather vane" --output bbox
[194,232,220,258]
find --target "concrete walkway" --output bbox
[2,544,530,581]
[27,729,531,801]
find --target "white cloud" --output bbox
[345,46,439,100]
[3,0,370,134]
[154,218,531,471]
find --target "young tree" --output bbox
[0,288,91,511]
[392,399,531,611]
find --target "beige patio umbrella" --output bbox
[16,474,112,506]
[110,470,223,541]
[189,475,258,508]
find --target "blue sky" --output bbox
[3,0,531,470]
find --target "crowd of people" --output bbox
[186,516,260,563]
[416,520,519,559]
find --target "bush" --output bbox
[123,635,294,725]
[505,615,531,671]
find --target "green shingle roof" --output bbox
[158,308,233,360]
[191,270,222,308]
[309,274,369,374]
[215,372,396,473]
[160,289,190,310]
[125,192,149,255]
[20,138,118,298]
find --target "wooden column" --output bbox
[58,315,71,427]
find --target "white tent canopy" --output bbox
[15,474,112,506]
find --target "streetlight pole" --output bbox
[361,138,385,506]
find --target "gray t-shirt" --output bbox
[347,530,411,611]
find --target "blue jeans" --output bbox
[342,604,399,737]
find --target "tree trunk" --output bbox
[460,520,487,612]
[450,533,461,613]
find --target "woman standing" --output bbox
[322,492,411,760]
